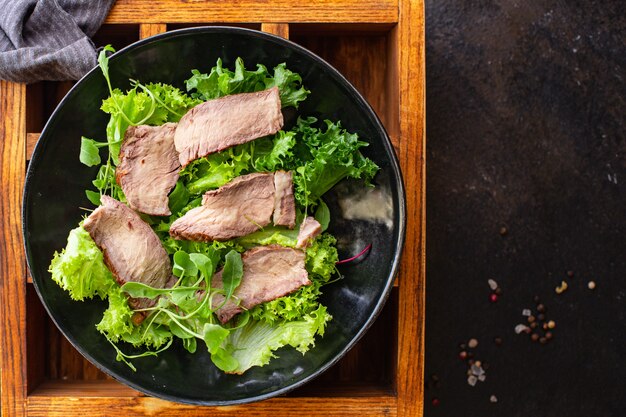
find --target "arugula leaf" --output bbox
[222,250,243,301]
[79,137,102,167]
[183,337,197,353]
[168,181,190,215]
[173,250,198,278]
[85,190,101,205]
[121,282,201,299]
[314,199,330,232]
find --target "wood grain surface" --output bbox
[395,0,426,416]
[0,81,28,417]
[107,0,398,24]
[2,1,425,415]
[261,23,290,39]
[139,23,167,39]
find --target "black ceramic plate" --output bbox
[23,27,405,405]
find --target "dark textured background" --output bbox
[425,1,625,416]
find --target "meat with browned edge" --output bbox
[212,245,310,323]
[272,170,296,228]
[116,123,180,216]
[83,195,172,311]
[174,87,283,167]
[169,172,276,241]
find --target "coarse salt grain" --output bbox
[467,375,478,386]
[488,279,498,290]
[522,309,531,317]
[471,364,485,376]
[490,395,498,403]
[478,374,486,382]
[515,324,529,334]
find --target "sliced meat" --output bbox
[116,123,180,216]
[272,170,296,228]
[169,172,275,241]
[212,245,310,323]
[296,216,322,249]
[174,87,283,167]
[83,195,172,310]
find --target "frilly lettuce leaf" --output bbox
[219,305,330,374]
[49,226,116,300]
[292,117,379,207]
[185,57,309,108]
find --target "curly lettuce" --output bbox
[49,226,115,300]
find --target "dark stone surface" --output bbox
[425,1,625,416]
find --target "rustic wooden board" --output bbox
[107,0,398,24]
[0,1,425,416]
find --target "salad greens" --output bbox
[49,46,378,374]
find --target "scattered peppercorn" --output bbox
[538,313,546,321]
[459,343,467,350]
[431,374,440,382]
[588,281,596,290]
[489,293,498,303]
[499,226,508,235]
[530,322,538,329]
[543,323,548,330]
[494,337,503,345]
[531,333,539,342]
[567,270,574,277]
[537,304,546,313]
[523,327,532,334]
[459,351,468,360]
[468,338,479,348]
[432,397,440,406]
[527,315,536,323]
[547,320,556,329]
[539,337,547,344]
[533,295,541,303]
[474,360,482,368]
[495,287,502,295]
[545,331,553,340]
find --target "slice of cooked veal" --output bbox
[116,123,180,216]
[83,195,172,310]
[212,245,310,323]
[169,172,276,241]
[174,87,283,167]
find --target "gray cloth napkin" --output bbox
[0,0,115,83]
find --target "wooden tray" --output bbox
[0,1,425,415]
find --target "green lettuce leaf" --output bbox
[219,305,330,374]
[185,57,309,108]
[181,145,252,195]
[292,117,379,206]
[49,226,116,300]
